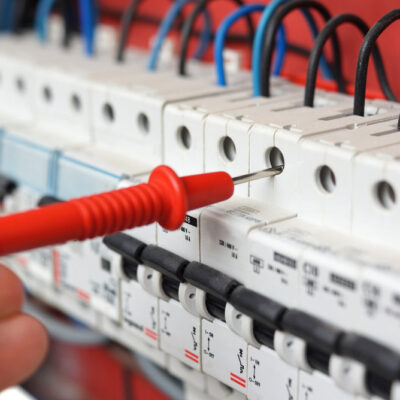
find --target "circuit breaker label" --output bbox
[159,299,201,370]
[158,210,201,260]
[299,255,359,330]
[202,319,247,394]
[53,242,92,303]
[274,252,297,269]
[121,279,159,346]
[248,345,298,400]
[29,247,54,284]
[299,370,354,400]
[184,215,198,227]
[358,267,400,353]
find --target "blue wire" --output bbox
[34,0,56,42]
[252,0,333,96]
[274,24,287,76]
[214,4,287,86]
[147,0,212,71]
[193,8,212,61]
[0,0,14,32]
[78,0,96,56]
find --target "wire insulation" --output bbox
[214,4,287,86]
[0,0,15,32]
[59,0,76,48]
[252,0,335,96]
[260,0,346,97]
[78,0,96,56]
[35,0,56,42]
[353,8,400,116]
[116,0,142,62]
[12,0,29,33]
[304,13,396,107]
[178,0,255,76]
[147,0,212,71]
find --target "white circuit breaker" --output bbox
[0,30,400,400]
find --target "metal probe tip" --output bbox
[233,165,284,185]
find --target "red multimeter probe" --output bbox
[0,165,282,256]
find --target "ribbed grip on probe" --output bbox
[70,183,165,240]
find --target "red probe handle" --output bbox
[0,166,234,256]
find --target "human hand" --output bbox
[0,265,48,391]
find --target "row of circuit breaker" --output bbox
[7,201,400,400]
[1,25,400,400]
[0,32,400,244]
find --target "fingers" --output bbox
[0,313,49,391]
[0,265,24,319]
[0,264,49,390]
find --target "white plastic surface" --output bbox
[200,197,295,282]
[299,369,356,400]
[202,319,248,394]
[121,278,159,347]
[157,209,202,261]
[160,298,201,370]
[329,355,369,397]
[247,344,298,400]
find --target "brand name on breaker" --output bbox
[123,318,144,332]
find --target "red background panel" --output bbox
[99,0,400,98]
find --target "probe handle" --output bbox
[0,166,233,256]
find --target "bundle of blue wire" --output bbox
[147,0,212,71]
[214,3,287,87]
[35,0,96,56]
[32,0,334,91]
[252,0,333,96]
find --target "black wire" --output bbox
[116,0,143,63]
[178,0,255,76]
[260,0,346,97]
[354,9,400,116]
[304,13,395,107]
[12,0,27,33]
[59,0,76,48]
[12,0,39,33]
[101,5,312,57]
[116,0,183,63]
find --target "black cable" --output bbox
[116,0,183,63]
[116,0,143,62]
[354,9,400,116]
[12,0,40,33]
[102,5,311,57]
[304,13,395,107]
[178,0,255,76]
[288,42,311,58]
[260,0,346,97]
[12,0,28,33]
[59,0,76,48]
